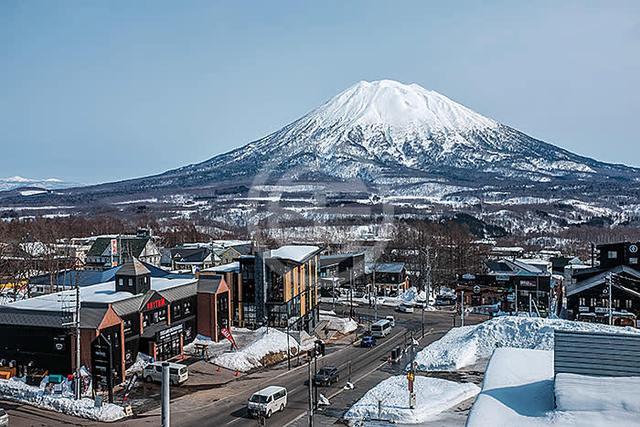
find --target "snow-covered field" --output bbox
[467,348,640,427]
[344,375,479,424]
[0,378,126,422]
[415,316,640,371]
[186,327,314,372]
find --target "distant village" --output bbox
[0,215,638,425]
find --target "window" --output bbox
[626,300,633,309]
[183,300,192,315]
[119,278,124,287]
[630,258,638,265]
[608,251,618,259]
[579,297,586,306]
[614,299,620,308]
[590,298,597,307]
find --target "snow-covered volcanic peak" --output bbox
[312,79,498,133]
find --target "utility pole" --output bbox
[349,269,354,320]
[461,290,465,327]
[515,283,519,315]
[74,265,81,400]
[161,362,170,427]
[286,318,291,370]
[529,293,532,317]
[307,357,314,427]
[608,273,613,326]
[373,267,378,321]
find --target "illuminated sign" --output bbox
[146,297,167,311]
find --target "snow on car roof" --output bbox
[253,385,286,396]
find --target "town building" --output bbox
[566,242,640,326]
[0,259,230,392]
[319,252,366,294]
[84,230,161,270]
[368,262,409,296]
[169,246,214,272]
[457,258,553,316]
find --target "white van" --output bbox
[247,386,288,418]
[142,362,189,385]
[371,319,393,338]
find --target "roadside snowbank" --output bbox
[0,378,126,422]
[344,375,479,424]
[468,348,640,427]
[320,313,358,334]
[415,316,640,371]
[210,327,312,372]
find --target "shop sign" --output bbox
[146,297,167,311]
[157,323,183,341]
[578,306,590,313]
[595,307,609,314]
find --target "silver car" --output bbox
[0,408,8,427]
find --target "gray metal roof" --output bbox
[158,282,197,302]
[197,276,224,294]
[566,265,640,297]
[111,294,145,317]
[373,263,405,274]
[80,306,109,329]
[0,307,67,328]
[117,258,151,276]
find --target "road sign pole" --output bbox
[162,362,170,427]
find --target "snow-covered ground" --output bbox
[467,348,640,427]
[0,378,126,422]
[186,327,314,372]
[319,311,358,334]
[414,316,640,371]
[344,375,479,425]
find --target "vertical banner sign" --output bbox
[220,327,238,350]
[110,239,118,267]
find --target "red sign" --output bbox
[146,297,166,311]
[221,327,238,350]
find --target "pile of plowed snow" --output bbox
[415,316,640,371]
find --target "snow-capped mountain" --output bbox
[0,176,75,192]
[3,79,639,235]
[145,79,634,193]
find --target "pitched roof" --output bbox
[197,276,227,295]
[0,307,67,328]
[269,245,322,264]
[171,247,211,263]
[373,263,405,274]
[111,294,145,317]
[202,261,240,273]
[567,265,640,297]
[158,282,197,302]
[116,258,151,276]
[87,236,150,258]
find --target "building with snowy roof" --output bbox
[0,258,232,392]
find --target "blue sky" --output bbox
[1,1,639,183]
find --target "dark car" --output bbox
[314,366,340,386]
[435,295,456,306]
[361,334,376,348]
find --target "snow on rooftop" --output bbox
[269,245,321,263]
[202,261,240,273]
[4,277,196,312]
[467,348,640,427]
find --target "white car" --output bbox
[143,361,189,385]
[248,386,288,418]
[385,315,395,327]
[396,303,415,313]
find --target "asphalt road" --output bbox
[2,304,484,427]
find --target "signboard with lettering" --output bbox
[157,323,183,342]
[110,239,118,267]
[91,334,114,403]
[146,297,167,311]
